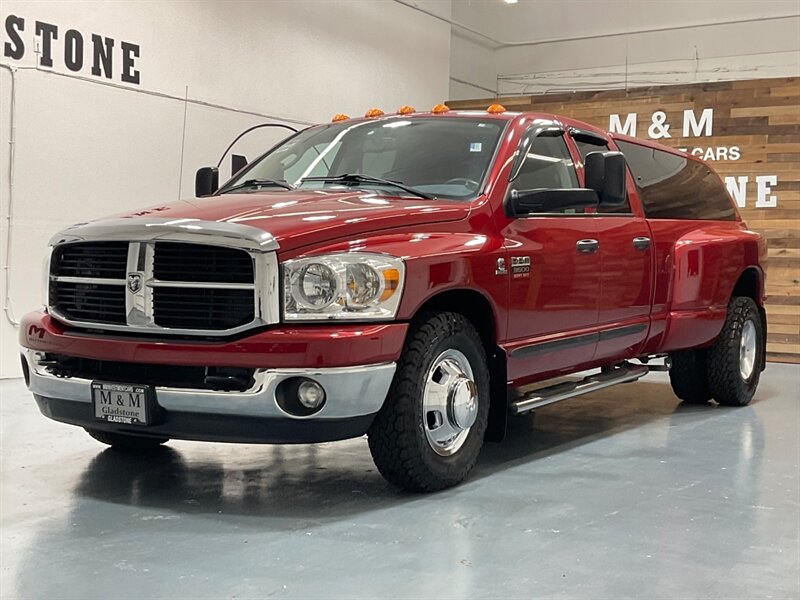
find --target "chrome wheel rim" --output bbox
[739,319,757,381]
[422,349,478,456]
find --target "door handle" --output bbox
[576,239,599,254]
[632,236,651,251]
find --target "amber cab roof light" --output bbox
[431,103,450,114]
[396,105,416,115]
[331,114,349,123]
[364,108,385,118]
[486,103,506,114]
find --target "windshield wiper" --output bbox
[221,178,295,194]
[300,174,432,199]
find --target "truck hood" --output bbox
[114,190,470,252]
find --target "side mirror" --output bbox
[195,166,219,197]
[584,151,627,206]
[508,188,599,217]
[602,152,627,205]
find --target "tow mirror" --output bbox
[195,166,219,197]
[508,188,599,217]
[584,151,627,206]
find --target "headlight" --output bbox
[283,253,404,320]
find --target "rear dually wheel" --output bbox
[706,296,764,406]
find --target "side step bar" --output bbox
[510,363,650,415]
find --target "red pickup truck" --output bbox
[19,105,767,492]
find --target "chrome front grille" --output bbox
[46,218,280,336]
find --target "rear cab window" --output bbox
[615,139,736,221]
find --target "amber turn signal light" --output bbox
[364,108,385,118]
[396,105,416,115]
[379,268,401,302]
[331,114,349,122]
[486,103,506,114]
[431,103,450,114]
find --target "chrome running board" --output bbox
[510,363,650,415]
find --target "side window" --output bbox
[616,140,735,220]
[573,136,609,162]
[516,133,578,192]
[575,139,606,161]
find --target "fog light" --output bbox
[276,376,327,417]
[298,380,325,408]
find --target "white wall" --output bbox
[449,0,800,99]
[0,0,453,377]
[448,0,498,99]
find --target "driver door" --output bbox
[500,127,601,381]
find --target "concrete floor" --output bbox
[1,365,798,600]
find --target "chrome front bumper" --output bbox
[23,349,395,421]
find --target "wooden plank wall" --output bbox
[448,77,800,362]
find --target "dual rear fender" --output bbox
[660,223,766,353]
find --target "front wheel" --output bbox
[368,312,490,492]
[706,296,764,406]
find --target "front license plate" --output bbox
[91,382,153,426]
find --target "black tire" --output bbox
[669,349,712,404]
[368,312,490,492]
[706,296,763,406]
[85,429,168,451]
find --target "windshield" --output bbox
[220,117,507,200]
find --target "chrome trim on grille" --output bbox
[51,276,127,285]
[126,241,150,327]
[47,218,280,336]
[149,280,256,289]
